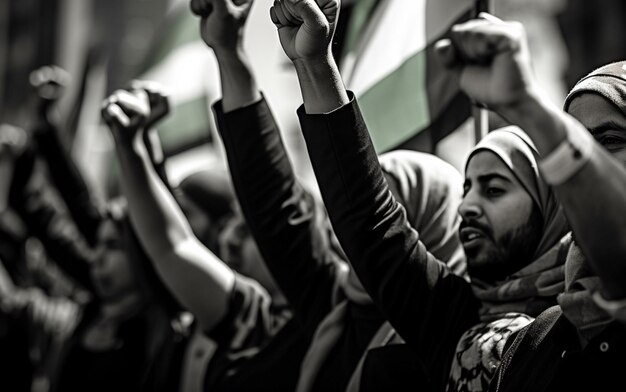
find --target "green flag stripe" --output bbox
[157,95,211,156]
[139,9,199,74]
[357,50,429,152]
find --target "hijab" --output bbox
[558,61,626,339]
[297,150,466,392]
[449,127,570,392]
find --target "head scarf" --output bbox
[563,61,626,117]
[297,150,466,392]
[449,127,571,392]
[557,62,626,339]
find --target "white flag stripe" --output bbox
[343,0,472,96]
[343,0,427,94]
[142,41,221,106]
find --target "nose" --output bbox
[458,190,482,221]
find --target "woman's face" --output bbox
[568,93,626,165]
[91,220,139,301]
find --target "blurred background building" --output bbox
[1,0,626,200]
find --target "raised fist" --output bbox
[190,0,254,53]
[0,124,28,159]
[269,0,340,62]
[29,65,70,115]
[129,80,171,130]
[434,13,535,110]
[101,89,151,141]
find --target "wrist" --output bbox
[213,44,247,64]
[496,88,567,154]
[292,50,335,75]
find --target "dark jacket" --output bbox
[490,305,626,392]
[296,95,480,390]
[216,97,445,391]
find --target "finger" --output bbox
[452,19,523,64]
[270,6,280,25]
[106,103,131,128]
[285,0,326,28]
[272,0,291,26]
[434,38,462,69]
[113,90,150,117]
[477,12,504,24]
[212,0,228,15]
[190,0,204,16]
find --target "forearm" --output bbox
[217,98,338,320]
[293,52,349,114]
[298,99,477,353]
[113,132,235,331]
[500,93,626,299]
[214,47,262,113]
[0,157,14,211]
[33,121,102,245]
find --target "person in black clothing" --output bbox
[268,1,570,391]
[13,68,190,392]
[431,15,626,391]
[102,2,467,390]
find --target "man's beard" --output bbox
[466,206,544,284]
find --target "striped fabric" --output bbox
[340,0,478,153]
[138,4,221,156]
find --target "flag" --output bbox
[340,0,479,153]
[137,3,221,157]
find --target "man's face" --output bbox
[459,151,543,283]
[567,93,626,165]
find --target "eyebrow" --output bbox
[464,173,512,187]
[588,120,626,135]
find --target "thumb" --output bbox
[434,38,461,69]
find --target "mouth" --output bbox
[459,227,489,247]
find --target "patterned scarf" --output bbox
[448,128,570,392]
[296,150,466,392]
[557,236,613,341]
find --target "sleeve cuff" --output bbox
[538,120,594,185]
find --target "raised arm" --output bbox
[270,0,478,368]
[102,87,235,333]
[29,66,103,246]
[437,14,626,301]
[191,0,343,323]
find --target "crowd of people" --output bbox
[1,0,625,391]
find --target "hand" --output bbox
[129,80,170,130]
[0,124,28,159]
[190,0,254,53]
[101,89,151,142]
[435,13,535,110]
[29,65,70,115]
[270,0,340,62]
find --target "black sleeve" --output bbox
[215,97,342,327]
[33,121,103,246]
[297,94,479,375]
[208,274,290,353]
[9,146,94,291]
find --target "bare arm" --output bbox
[102,89,235,333]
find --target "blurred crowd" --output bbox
[1,1,626,392]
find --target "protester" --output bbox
[432,15,626,390]
[267,1,570,390]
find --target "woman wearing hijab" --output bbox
[267,2,571,391]
[105,83,468,392]
[485,61,626,390]
[418,13,626,391]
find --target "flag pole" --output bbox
[473,0,493,143]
